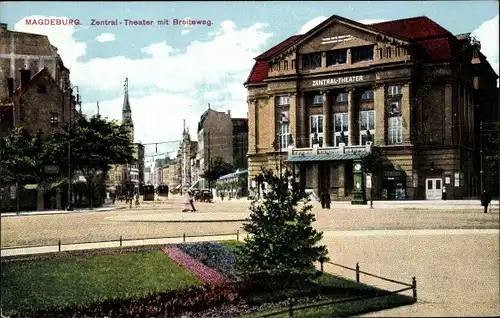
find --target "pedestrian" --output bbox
[135,193,140,208]
[320,190,326,209]
[189,191,197,212]
[325,190,331,209]
[221,192,225,201]
[442,186,447,200]
[481,189,492,213]
[182,191,193,212]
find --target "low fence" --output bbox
[262,260,417,317]
[1,230,243,253]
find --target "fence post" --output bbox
[120,235,122,247]
[183,232,186,242]
[236,230,239,242]
[58,239,61,252]
[356,262,360,282]
[412,277,417,301]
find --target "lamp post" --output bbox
[66,85,80,211]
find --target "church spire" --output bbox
[122,77,133,127]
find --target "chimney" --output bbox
[227,109,231,117]
[7,77,14,98]
[20,69,31,90]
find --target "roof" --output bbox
[246,16,458,84]
[369,16,451,39]
[286,153,363,163]
[218,169,248,181]
[15,67,57,96]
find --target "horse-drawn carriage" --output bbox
[194,189,213,203]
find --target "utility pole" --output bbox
[207,131,211,193]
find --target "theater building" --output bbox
[244,15,498,201]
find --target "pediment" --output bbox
[295,17,409,55]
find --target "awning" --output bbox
[286,153,363,163]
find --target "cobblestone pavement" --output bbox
[1,196,499,317]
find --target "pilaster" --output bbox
[299,93,307,148]
[322,90,331,147]
[374,84,386,145]
[269,95,276,151]
[247,98,257,154]
[347,88,356,146]
[289,93,298,147]
[401,82,411,144]
[347,49,352,65]
[321,52,327,68]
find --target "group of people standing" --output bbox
[320,190,331,209]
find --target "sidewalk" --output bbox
[1,205,126,217]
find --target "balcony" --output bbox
[286,142,372,163]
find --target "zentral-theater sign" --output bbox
[311,75,372,87]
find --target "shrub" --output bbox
[177,242,241,281]
[237,168,329,283]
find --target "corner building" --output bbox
[245,15,498,201]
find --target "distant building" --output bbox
[144,167,152,184]
[177,122,197,190]
[193,107,249,189]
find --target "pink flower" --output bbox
[163,247,227,285]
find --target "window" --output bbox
[351,46,374,63]
[389,101,400,115]
[302,53,322,70]
[37,85,46,93]
[377,48,383,59]
[326,50,347,66]
[361,90,374,101]
[277,95,290,106]
[279,120,290,149]
[335,92,348,103]
[388,85,402,96]
[359,110,375,145]
[49,112,59,125]
[291,59,296,69]
[284,60,289,71]
[310,115,323,147]
[334,113,349,146]
[312,94,323,105]
[386,47,392,58]
[388,116,403,144]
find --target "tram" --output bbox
[143,185,155,201]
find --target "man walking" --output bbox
[481,189,492,213]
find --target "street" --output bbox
[1,196,499,317]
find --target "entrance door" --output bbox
[425,178,442,200]
[318,163,330,193]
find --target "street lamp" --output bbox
[66,85,80,211]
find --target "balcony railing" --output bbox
[288,142,372,156]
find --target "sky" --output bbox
[1,1,498,164]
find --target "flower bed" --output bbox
[176,242,241,281]
[163,246,227,285]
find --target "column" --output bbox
[322,91,331,147]
[299,93,307,148]
[321,52,327,68]
[401,82,411,144]
[289,93,298,147]
[374,84,386,145]
[347,49,352,64]
[338,163,345,198]
[347,88,356,146]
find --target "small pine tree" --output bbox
[236,168,329,283]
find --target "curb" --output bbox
[0,206,126,217]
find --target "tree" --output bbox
[236,168,329,283]
[361,145,386,175]
[0,126,42,186]
[201,156,234,183]
[45,115,135,206]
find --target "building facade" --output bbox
[0,23,74,137]
[193,107,249,189]
[176,124,198,190]
[245,15,498,201]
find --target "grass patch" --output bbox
[1,250,200,314]
[220,240,415,317]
